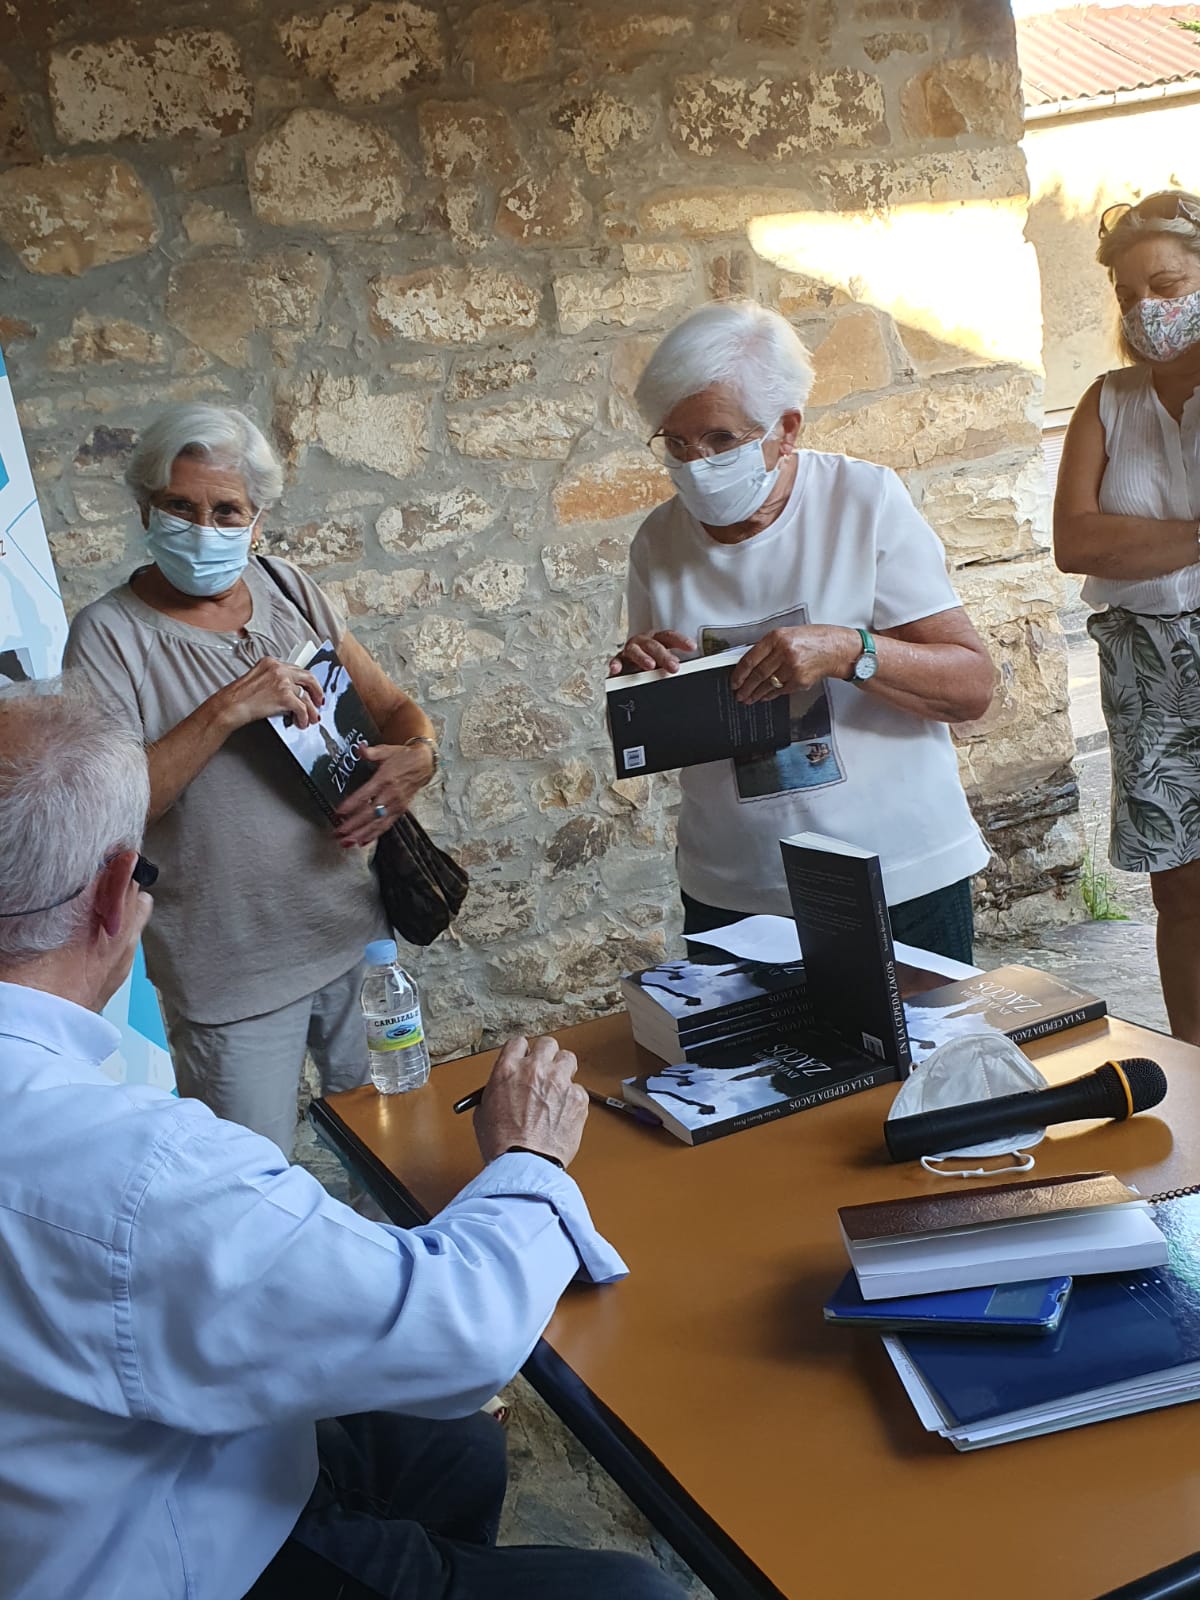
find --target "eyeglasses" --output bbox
[646,424,769,466]
[1099,194,1200,238]
[0,853,159,920]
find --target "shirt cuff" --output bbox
[455,1153,628,1285]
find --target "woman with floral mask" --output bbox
[608,300,994,962]
[64,403,438,1156]
[1056,190,1200,1046]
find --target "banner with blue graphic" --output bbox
[0,342,173,1090]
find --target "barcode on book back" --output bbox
[861,1032,884,1059]
[623,745,646,771]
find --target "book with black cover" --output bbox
[903,964,1107,1060]
[606,646,791,779]
[267,638,377,821]
[622,1029,895,1146]
[620,948,813,1061]
[780,831,911,1076]
[885,1193,1200,1449]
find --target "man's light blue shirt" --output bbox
[0,982,627,1600]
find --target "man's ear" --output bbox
[92,851,138,939]
[780,409,804,455]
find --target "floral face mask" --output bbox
[1122,287,1200,363]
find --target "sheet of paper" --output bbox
[697,913,981,980]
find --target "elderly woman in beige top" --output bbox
[66,403,437,1156]
[1056,190,1200,1045]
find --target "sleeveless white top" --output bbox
[1085,364,1200,614]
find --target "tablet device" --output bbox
[824,1272,1072,1335]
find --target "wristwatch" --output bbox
[850,628,878,685]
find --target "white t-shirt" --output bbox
[626,450,989,914]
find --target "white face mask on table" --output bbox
[666,424,783,526]
[886,1032,1050,1178]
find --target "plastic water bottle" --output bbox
[361,939,430,1094]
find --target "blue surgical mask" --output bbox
[146,507,259,597]
[665,423,784,527]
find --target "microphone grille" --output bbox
[1120,1058,1168,1112]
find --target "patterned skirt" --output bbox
[1088,606,1200,873]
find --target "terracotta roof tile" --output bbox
[1016,5,1200,107]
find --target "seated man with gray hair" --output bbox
[0,678,682,1600]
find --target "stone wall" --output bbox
[0,0,1082,1057]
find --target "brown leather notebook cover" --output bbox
[839,1172,1138,1244]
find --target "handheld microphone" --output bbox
[884,1058,1167,1164]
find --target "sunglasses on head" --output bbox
[0,853,159,920]
[1099,194,1200,238]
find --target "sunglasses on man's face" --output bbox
[0,853,159,920]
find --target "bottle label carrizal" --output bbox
[366,1007,424,1053]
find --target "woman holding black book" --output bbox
[608,301,995,963]
[65,403,438,1156]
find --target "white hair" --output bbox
[0,676,149,964]
[634,300,816,431]
[124,402,284,511]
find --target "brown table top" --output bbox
[323,1011,1200,1600]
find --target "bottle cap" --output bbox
[364,938,398,965]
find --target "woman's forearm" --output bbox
[1054,513,1199,581]
[146,696,233,823]
[864,635,994,724]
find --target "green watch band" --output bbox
[851,627,878,684]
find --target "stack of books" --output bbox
[828,1174,1200,1451]
[620,833,912,1145]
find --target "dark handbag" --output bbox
[256,556,468,945]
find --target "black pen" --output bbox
[453,1084,660,1128]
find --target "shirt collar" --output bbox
[0,981,121,1069]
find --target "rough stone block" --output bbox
[805,372,1038,470]
[379,488,498,553]
[48,523,127,568]
[552,451,672,525]
[638,186,812,237]
[181,201,244,249]
[554,93,654,174]
[372,266,539,344]
[249,110,406,231]
[814,146,1027,213]
[900,324,991,376]
[462,4,553,83]
[74,426,136,473]
[459,682,572,758]
[48,315,166,369]
[446,358,537,401]
[541,532,629,592]
[671,71,886,161]
[553,269,690,335]
[547,816,616,874]
[739,0,836,47]
[453,558,528,614]
[775,271,851,315]
[920,456,1047,567]
[277,3,444,102]
[533,760,597,811]
[419,100,519,179]
[398,615,504,674]
[260,519,363,569]
[496,173,591,245]
[167,248,329,366]
[621,243,691,275]
[452,879,537,942]
[446,397,591,460]
[0,156,159,275]
[575,11,692,69]
[901,54,1023,143]
[322,568,442,619]
[808,308,893,406]
[49,31,251,143]
[285,375,429,479]
[468,769,525,829]
[0,64,37,163]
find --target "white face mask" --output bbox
[886,1033,1049,1178]
[666,425,783,527]
[146,507,260,598]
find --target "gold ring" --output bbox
[768,674,784,690]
